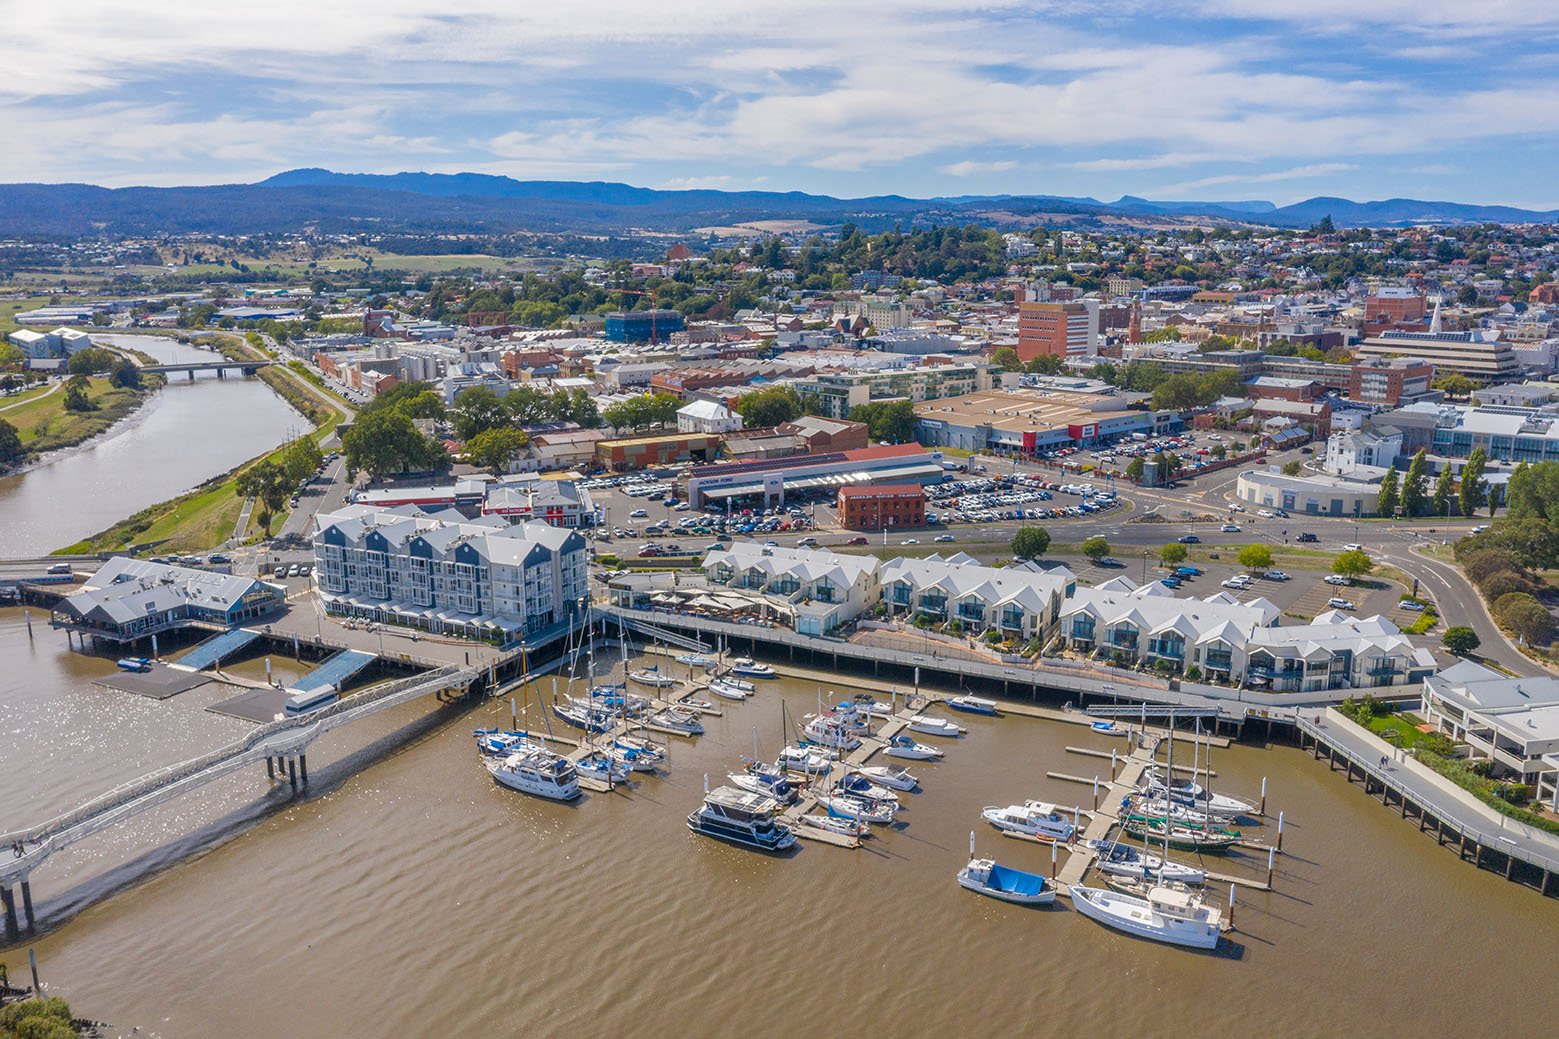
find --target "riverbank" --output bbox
[53,349,350,556]
[2,375,164,461]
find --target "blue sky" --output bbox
[8,1,1559,207]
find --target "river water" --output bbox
[0,334,304,555]
[2,619,1555,1037]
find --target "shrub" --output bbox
[946,619,964,635]
[1493,593,1554,644]
[1441,626,1481,656]
[1185,664,1201,680]
[1478,569,1536,602]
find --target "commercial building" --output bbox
[6,327,92,358]
[1016,300,1099,360]
[313,504,589,640]
[595,433,721,470]
[1420,661,1559,806]
[530,429,612,471]
[1249,398,1331,437]
[1362,288,1427,335]
[794,361,994,420]
[1324,428,1403,474]
[836,484,926,530]
[686,443,944,509]
[881,555,1074,642]
[776,415,870,453]
[701,542,882,636]
[604,310,684,344]
[914,388,1180,454]
[1236,467,1382,516]
[480,476,596,528]
[1349,358,1435,406]
[1356,329,1519,383]
[51,558,285,642]
[676,400,743,435]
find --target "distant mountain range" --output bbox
[0,167,1554,238]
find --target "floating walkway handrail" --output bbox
[1296,715,1559,874]
[0,663,470,849]
[612,614,711,653]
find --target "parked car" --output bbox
[1401,600,1426,612]
[1160,576,1183,588]
[1264,570,1290,581]
[273,565,288,578]
[1174,566,1202,577]
[1221,576,1252,589]
[1343,543,1363,552]
[1324,574,1352,586]
[630,509,647,518]
[1327,597,1357,610]
[1097,557,1124,567]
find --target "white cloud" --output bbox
[939,160,1017,177]
[1151,163,1359,196]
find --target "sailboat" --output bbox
[1071,726,1224,950]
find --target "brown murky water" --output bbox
[3,614,1556,1037]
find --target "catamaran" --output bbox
[687,786,798,852]
[981,801,1076,843]
[486,748,581,801]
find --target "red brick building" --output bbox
[1016,301,1096,360]
[1348,358,1434,405]
[776,416,870,453]
[1362,290,1427,336]
[836,484,927,530]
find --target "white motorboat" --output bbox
[981,801,1076,843]
[800,715,862,751]
[675,653,716,669]
[649,706,705,736]
[797,813,868,839]
[855,698,895,718]
[906,714,966,738]
[629,666,678,688]
[885,733,944,760]
[820,793,896,825]
[709,679,751,701]
[857,764,918,791]
[948,695,1000,716]
[719,675,755,692]
[777,744,835,773]
[688,786,798,852]
[486,748,581,801]
[957,858,1055,906]
[729,657,777,678]
[1069,884,1222,950]
[835,773,899,803]
[728,763,799,806]
[1086,839,1206,885]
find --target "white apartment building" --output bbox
[1323,428,1403,475]
[313,504,588,640]
[676,399,744,435]
[1421,660,1559,806]
[701,542,881,636]
[880,554,1075,641]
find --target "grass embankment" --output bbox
[4,375,163,456]
[55,357,350,555]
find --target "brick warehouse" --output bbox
[836,484,927,530]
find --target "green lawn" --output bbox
[1362,712,1432,749]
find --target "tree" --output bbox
[235,459,290,534]
[1210,444,1226,460]
[62,375,96,412]
[1012,527,1051,560]
[1332,548,1375,579]
[1432,464,1455,518]
[0,417,22,468]
[465,427,529,475]
[1125,457,1145,481]
[342,408,449,480]
[1237,544,1274,571]
[735,385,805,428]
[280,436,323,486]
[396,389,447,421]
[1433,372,1475,398]
[1459,448,1488,518]
[850,399,918,443]
[991,346,1022,371]
[1281,460,1302,477]
[1494,593,1553,645]
[450,385,508,441]
[1081,536,1110,562]
[65,346,116,375]
[108,358,143,389]
[1160,542,1188,566]
[1376,467,1400,517]
[1441,626,1481,656]
[1401,449,1430,516]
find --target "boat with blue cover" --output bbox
[957,858,1054,905]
